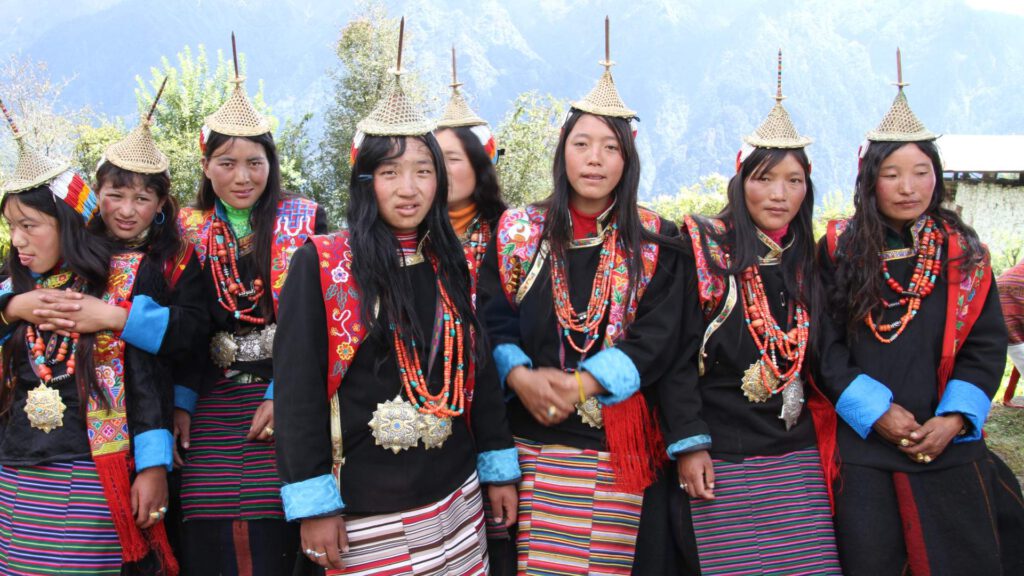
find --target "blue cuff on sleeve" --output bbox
[477,447,522,484]
[579,347,640,406]
[263,380,274,401]
[281,474,345,521]
[936,379,991,443]
[667,435,713,459]
[175,385,198,414]
[835,374,894,439]
[493,343,532,392]
[120,295,169,355]
[134,429,173,472]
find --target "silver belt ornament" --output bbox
[368,396,455,453]
[210,324,276,369]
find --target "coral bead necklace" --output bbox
[866,217,942,343]
[739,265,809,402]
[208,219,266,325]
[550,222,618,356]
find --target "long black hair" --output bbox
[829,140,985,330]
[90,162,182,269]
[541,109,665,298]
[348,134,483,365]
[438,126,506,227]
[696,147,816,307]
[196,130,286,319]
[1,186,111,416]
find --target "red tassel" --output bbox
[93,452,149,562]
[147,520,180,576]
[806,377,839,513]
[604,393,666,494]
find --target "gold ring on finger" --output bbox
[149,511,162,520]
[899,438,910,447]
[916,452,925,462]
[546,405,557,419]
[922,454,932,463]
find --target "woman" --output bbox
[274,45,519,575]
[665,54,841,575]
[434,51,505,294]
[173,66,327,575]
[0,125,176,574]
[477,32,685,574]
[817,54,1024,575]
[434,55,515,573]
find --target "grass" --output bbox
[987,404,1024,483]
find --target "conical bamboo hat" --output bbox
[866,49,935,142]
[572,18,636,119]
[743,50,812,149]
[104,119,169,174]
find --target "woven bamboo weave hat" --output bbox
[0,98,97,221]
[356,19,434,137]
[572,17,636,120]
[201,34,271,148]
[743,50,812,150]
[866,48,935,143]
[435,47,498,164]
[437,47,486,129]
[103,78,171,174]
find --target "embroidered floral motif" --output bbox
[684,215,729,319]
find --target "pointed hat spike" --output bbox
[231,32,240,79]
[775,49,785,102]
[571,17,634,118]
[396,17,405,74]
[146,77,168,123]
[604,16,611,68]
[450,45,461,88]
[895,47,908,89]
[0,96,21,138]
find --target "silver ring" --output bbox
[679,483,688,491]
[304,548,326,558]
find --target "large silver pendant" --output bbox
[576,397,604,429]
[741,362,775,403]
[209,331,238,369]
[25,382,66,433]
[419,412,454,449]
[778,374,805,431]
[368,396,423,454]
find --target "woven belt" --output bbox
[210,324,276,369]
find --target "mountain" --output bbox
[3,0,1022,199]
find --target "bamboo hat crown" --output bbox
[572,17,636,119]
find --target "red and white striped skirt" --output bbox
[327,471,488,576]
[514,438,644,575]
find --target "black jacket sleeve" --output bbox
[274,242,333,486]
[813,239,865,404]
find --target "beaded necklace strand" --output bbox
[740,266,809,397]
[550,222,618,356]
[26,326,78,384]
[392,254,466,419]
[207,218,266,324]
[866,216,942,343]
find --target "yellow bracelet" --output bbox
[0,307,8,325]
[575,370,586,404]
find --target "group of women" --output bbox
[0,21,1022,576]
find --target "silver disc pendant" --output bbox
[368,395,423,454]
[778,374,805,431]
[25,382,66,433]
[576,397,604,429]
[419,412,454,449]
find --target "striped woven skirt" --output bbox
[0,460,122,575]
[181,375,283,520]
[323,471,488,575]
[514,438,643,575]
[689,447,841,576]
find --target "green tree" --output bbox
[495,92,567,208]
[644,173,729,223]
[812,188,854,240]
[312,0,432,225]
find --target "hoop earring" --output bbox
[154,211,166,225]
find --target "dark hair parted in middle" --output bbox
[438,126,506,227]
[828,140,985,333]
[347,133,484,366]
[90,161,182,269]
[196,130,286,320]
[541,109,668,298]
